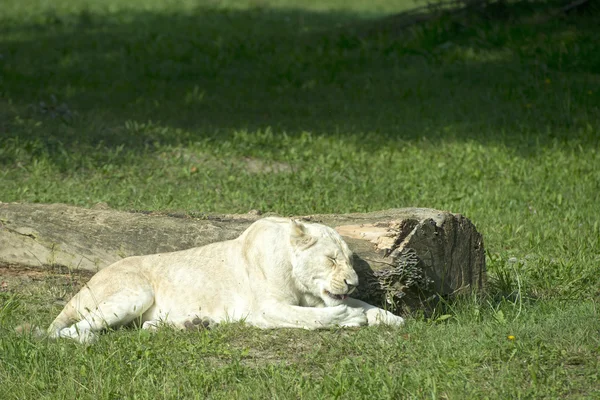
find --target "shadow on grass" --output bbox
[1,3,599,153]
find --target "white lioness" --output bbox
[41,218,403,343]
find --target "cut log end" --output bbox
[334,211,485,313]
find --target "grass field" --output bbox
[1,0,599,398]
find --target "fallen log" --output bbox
[0,203,485,313]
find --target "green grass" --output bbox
[1,281,599,398]
[1,0,600,398]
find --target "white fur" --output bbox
[44,217,404,343]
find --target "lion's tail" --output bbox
[15,306,76,340]
[14,323,46,339]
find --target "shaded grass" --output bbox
[1,0,599,150]
[1,0,600,398]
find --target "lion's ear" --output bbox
[290,220,317,250]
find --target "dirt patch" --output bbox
[0,263,92,298]
[242,157,292,174]
[157,149,293,175]
[0,263,94,278]
[0,264,51,278]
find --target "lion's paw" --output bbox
[367,309,405,327]
[183,317,214,331]
[333,305,367,327]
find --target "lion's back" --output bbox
[141,238,265,322]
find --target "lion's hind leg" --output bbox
[52,287,155,344]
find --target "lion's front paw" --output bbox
[384,313,405,326]
[366,309,405,327]
[333,305,367,327]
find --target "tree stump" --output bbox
[0,203,485,313]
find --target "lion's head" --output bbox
[288,220,359,307]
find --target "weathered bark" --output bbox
[0,203,485,312]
